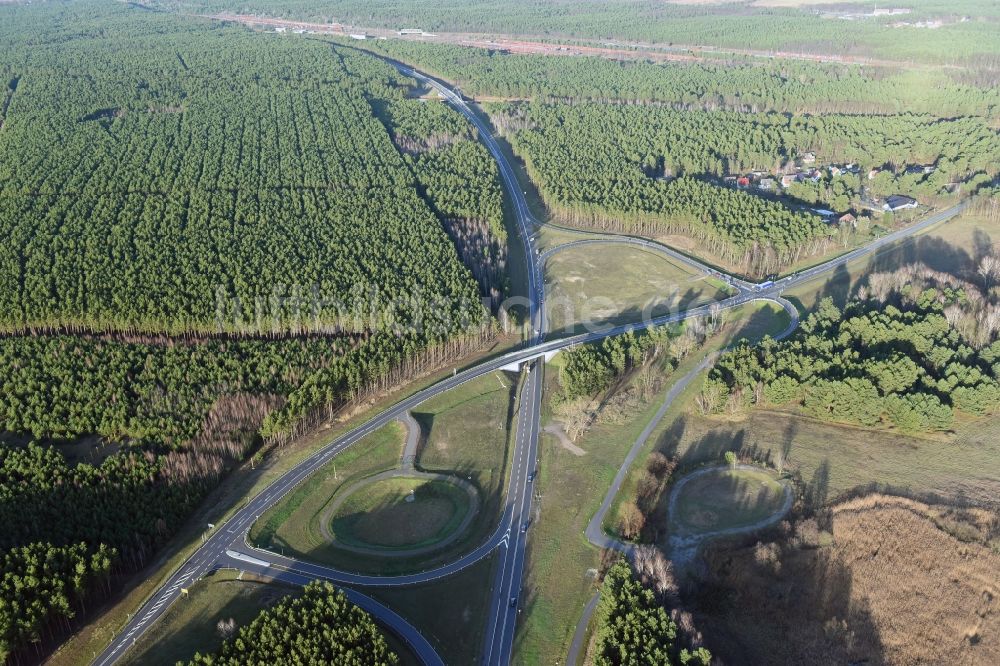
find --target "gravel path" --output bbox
[543,422,587,456]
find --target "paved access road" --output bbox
[93,48,969,666]
[583,298,799,556]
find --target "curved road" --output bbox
[314,416,481,559]
[92,46,969,666]
[538,237,747,335]
[666,463,795,564]
[538,228,756,294]
[584,296,799,556]
[396,62,546,666]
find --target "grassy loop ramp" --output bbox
[321,473,479,554]
[247,372,518,576]
[666,463,792,565]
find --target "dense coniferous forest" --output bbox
[0,3,507,660]
[1,1,998,663]
[364,40,1000,118]
[0,443,196,656]
[594,559,711,666]
[559,327,677,401]
[187,581,398,665]
[487,105,998,193]
[0,4,488,336]
[1,334,403,444]
[0,542,114,662]
[488,102,998,274]
[702,281,1000,431]
[0,326,495,661]
[148,0,1000,68]
[381,98,509,303]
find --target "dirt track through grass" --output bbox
[670,465,789,534]
[666,464,792,565]
[659,408,1000,508]
[517,303,792,663]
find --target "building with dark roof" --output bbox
[883,195,918,212]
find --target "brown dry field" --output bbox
[695,494,999,665]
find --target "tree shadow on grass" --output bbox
[870,231,983,278]
[723,299,792,345]
[126,574,297,666]
[509,573,540,664]
[972,228,994,267]
[805,459,831,514]
[780,418,796,471]
[819,262,852,309]
[548,281,728,338]
[801,230,989,312]
[691,512,885,665]
[682,429,746,471]
[330,479,471,550]
[674,470,786,534]
[294,460,487,575]
[676,285,710,312]
[411,368,518,517]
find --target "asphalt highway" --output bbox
[481,360,542,665]
[91,50,969,666]
[89,283,910,666]
[396,64,548,666]
[223,554,446,666]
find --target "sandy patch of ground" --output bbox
[654,234,699,252]
[543,422,587,456]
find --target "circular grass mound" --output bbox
[671,466,787,535]
[328,477,473,550]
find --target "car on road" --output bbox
[521,522,529,533]
[510,596,517,608]
[527,471,535,482]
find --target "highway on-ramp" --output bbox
[90,266,787,666]
[91,44,969,666]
